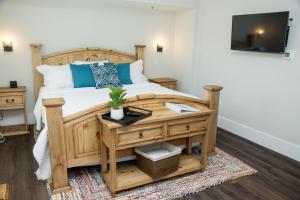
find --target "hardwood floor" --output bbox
[0,127,299,200]
[0,128,48,200]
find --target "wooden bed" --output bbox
[30,43,223,193]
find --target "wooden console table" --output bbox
[98,104,212,196]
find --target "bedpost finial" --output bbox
[203,85,223,92]
[30,43,43,50]
[43,98,65,107]
[135,44,146,48]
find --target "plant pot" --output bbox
[110,108,124,120]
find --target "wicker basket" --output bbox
[135,143,182,179]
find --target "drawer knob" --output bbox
[186,125,190,130]
[139,132,143,139]
[6,99,15,103]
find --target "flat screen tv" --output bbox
[231,11,289,53]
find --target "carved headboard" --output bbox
[30,44,146,99]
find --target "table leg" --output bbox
[186,137,192,154]
[101,141,108,174]
[109,145,117,197]
[200,134,208,168]
[23,107,28,133]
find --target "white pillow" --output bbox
[37,64,74,88]
[130,60,148,84]
[73,60,108,65]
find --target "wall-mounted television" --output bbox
[231,11,289,53]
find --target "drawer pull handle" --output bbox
[139,132,143,139]
[6,99,15,103]
[186,125,190,130]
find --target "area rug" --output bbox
[51,148,257,200]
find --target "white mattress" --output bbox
[33,82,198,180]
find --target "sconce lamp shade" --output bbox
[157,44,163,52]
[3,41,13,52]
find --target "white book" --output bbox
[165,102,200,114]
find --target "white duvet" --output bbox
[33,82,197,180]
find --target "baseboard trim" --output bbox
[218,115,300,162]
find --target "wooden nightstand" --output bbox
[0,86,29,136]
[149,78,177,90]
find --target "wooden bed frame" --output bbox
[30,43,223,193]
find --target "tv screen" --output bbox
[231,11,289,53]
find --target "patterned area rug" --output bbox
[51,148,257,200]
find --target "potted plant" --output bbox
[108,85,127,120]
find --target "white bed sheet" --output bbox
[33,83,198,180]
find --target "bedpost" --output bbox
[135,45,146,73]
[30,43,43,99]
[203,85,223,154]
[43,98,71,193]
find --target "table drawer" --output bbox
[0,95,24,107]
[116,124,165,146]
[168,118,207,137]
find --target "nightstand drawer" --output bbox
[116,124,165,146]
[0,94,24,107]
[0,86,28,136]
[168,118,207,137]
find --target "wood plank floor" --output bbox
[0,127,299,200]
[0,128,48,200]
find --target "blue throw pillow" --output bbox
[116,63,133,84]
[70,63,97,88]
[91,63,122,89]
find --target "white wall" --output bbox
[173,9,197,93]
[193,0,300,161]
[0,0,175,125]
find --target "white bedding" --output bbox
[33,83,198,180]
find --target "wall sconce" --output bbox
[157,44,163,53]
[3,41,13,52]
[256,29,264,35]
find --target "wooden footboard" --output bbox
[43,86,222,193]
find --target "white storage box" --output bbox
[135,143,182,161]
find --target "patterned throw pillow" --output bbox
[91,63,123,89]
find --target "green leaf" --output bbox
[107,86,127,109]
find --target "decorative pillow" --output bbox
[117,63,133,84]
[91,63,122,89]
[36,64,74,88]
[70,63,97,88]
[130,60,148,84]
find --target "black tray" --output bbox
[102,106,152,126]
